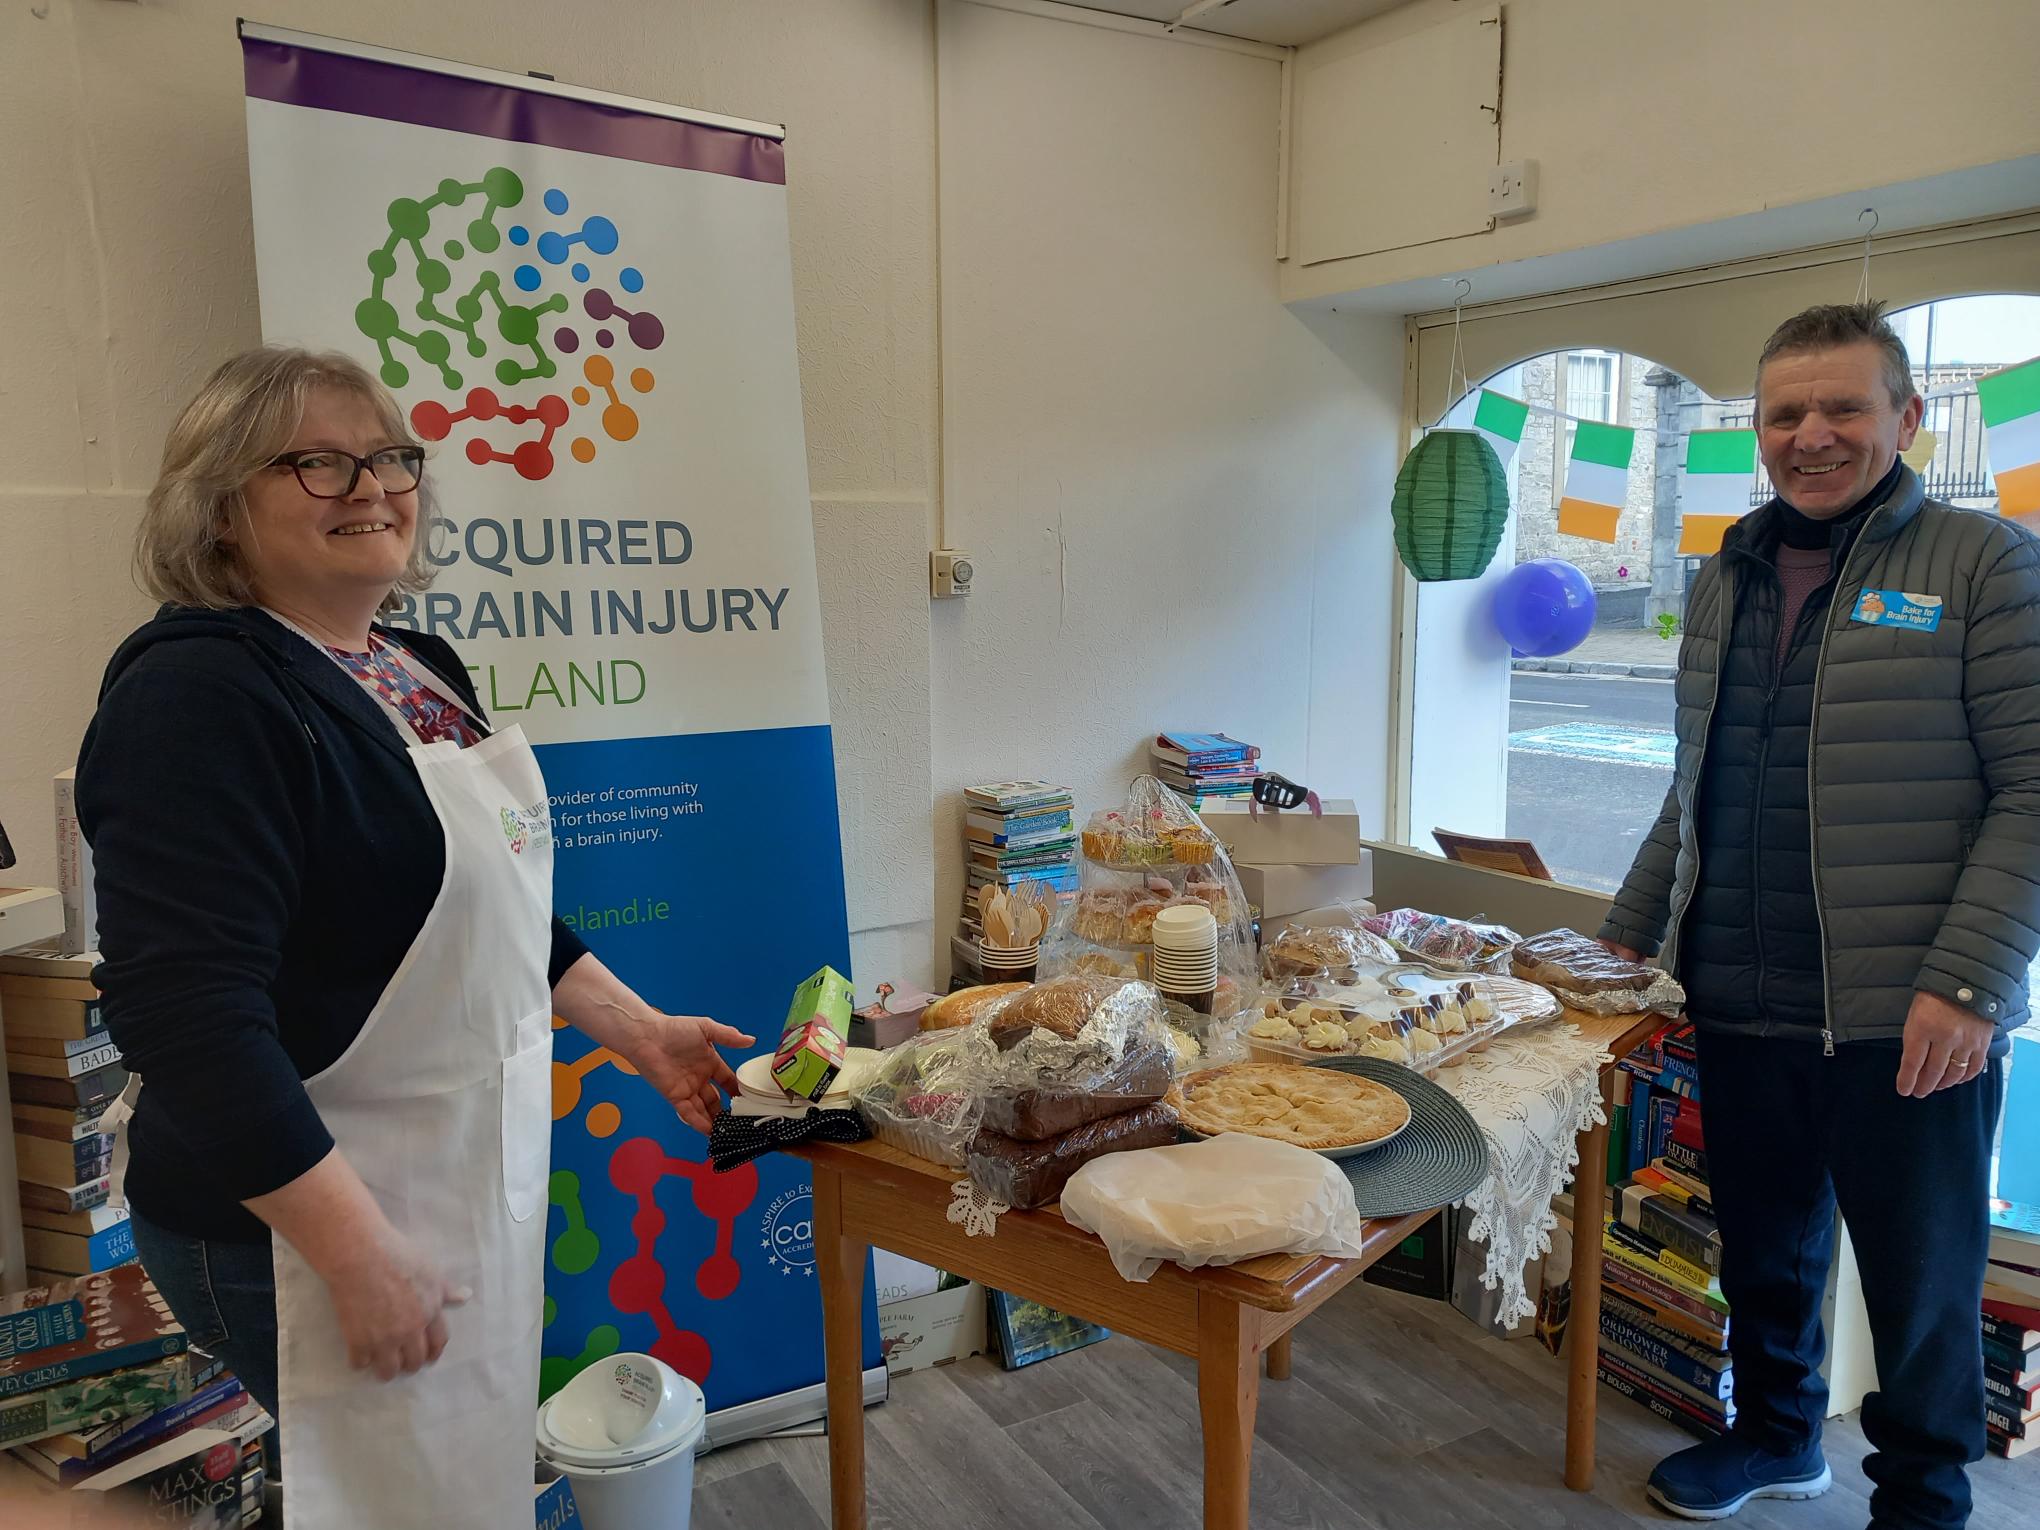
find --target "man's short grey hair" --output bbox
[1755,301,1915,409]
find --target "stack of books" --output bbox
[1985,1200,2040,1459]
[3,1267,268,1521]
[1598,1021,1733,1438]
[4,949,136,1280]
[953,782,1077,977]
[1149,732,1261,805]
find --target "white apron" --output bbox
[104,623,558,1528]
[275,627,558,1530]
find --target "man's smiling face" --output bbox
[1756,341,1922,520]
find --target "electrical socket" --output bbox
[1489,159,1538,219]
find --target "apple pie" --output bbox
[1167,1063,1411,1152]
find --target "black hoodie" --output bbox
[76,606,587,1243]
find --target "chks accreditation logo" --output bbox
[355,167,665,481]
[760,1187,815,1278]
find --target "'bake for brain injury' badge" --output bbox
[1851,589,1943,632]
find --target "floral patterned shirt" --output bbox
[327,633,484,748]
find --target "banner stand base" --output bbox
[699,1365,888,1454]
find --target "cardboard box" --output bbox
[850,985,940,1051]
[878,1282,986,1375]
[772,966,852,1100]
[870,1250,943,1306]
[1233,858,1374,922]
[1199,799,1361,867]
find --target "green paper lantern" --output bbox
[1391,428,1509,581]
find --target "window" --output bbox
[1553,349,1622,507]
[1403,289,2040,896]
[1563,349,1620,424]
[1414,350,1705,892]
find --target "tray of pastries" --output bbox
[1242,970,1559,1073]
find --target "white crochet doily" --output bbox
[948,1179,1008,1237]
[1435,1022,1613,1324]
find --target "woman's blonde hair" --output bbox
[136,346,437,611]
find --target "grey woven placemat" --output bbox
[1308,1056,1488,1218]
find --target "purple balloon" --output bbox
[1492,559,1598,658]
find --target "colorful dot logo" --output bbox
[355,168,663,481]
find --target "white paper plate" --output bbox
[736,1047,882,1106]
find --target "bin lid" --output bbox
[536,1353,706,1470]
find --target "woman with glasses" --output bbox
[74,347,748,1529]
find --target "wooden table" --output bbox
[798,1135,1433,1530]
[799,1008,1664,1525]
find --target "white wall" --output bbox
[0,0,1407,992]
[932,1,1402,949]
[0,0,940,985]
[1285,0,2040,304]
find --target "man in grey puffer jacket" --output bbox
[1600,303,2040,1530]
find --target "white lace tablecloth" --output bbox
[1434,1021,1614,1324]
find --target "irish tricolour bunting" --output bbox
[1472,389,1529,470]
[1557,419,1637,543]
[1677,428,1757,555]
[1978,358,2040,518]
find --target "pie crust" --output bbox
[1167,1062,1411,1151]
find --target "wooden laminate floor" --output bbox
[694,1280,2038,1529]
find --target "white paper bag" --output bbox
[1061,1133,1369,1282]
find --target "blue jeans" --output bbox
[129,1208,281,1465]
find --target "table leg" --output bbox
[1198,1294,1260,1530]
[813,1165,869,1530]
[1265,1331,1292,1381]
[1565,1080,1613,1492]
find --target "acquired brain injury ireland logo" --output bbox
[354,167,665,481]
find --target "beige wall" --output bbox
[932,2,1403,958]
[0,0,1404,990]
[1285,0,2040,304]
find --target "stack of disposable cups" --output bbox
[979,938,1040,983]
[1150,905,1219,1013]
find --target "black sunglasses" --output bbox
[268,446,425,500]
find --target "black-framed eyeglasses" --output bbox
[268,446,424,499]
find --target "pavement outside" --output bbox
[1511,620,1684,679]
[1503,668,1674,893]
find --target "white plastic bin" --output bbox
[535,1353,706,1530]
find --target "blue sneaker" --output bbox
[1646,1435,1831,1520]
